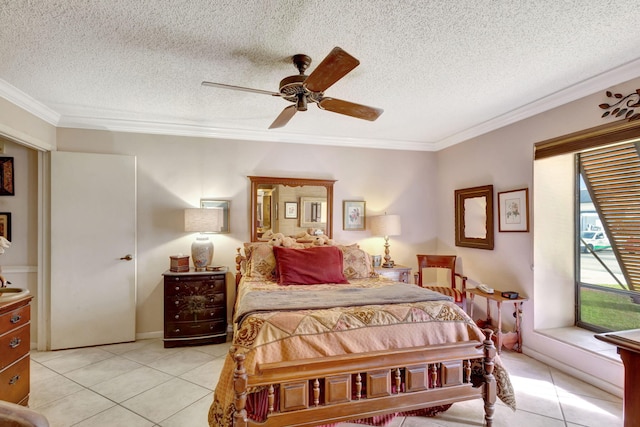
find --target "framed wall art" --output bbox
[343,200,366,231]
[0,157,14,196]
[284,201,298,219]
[498,188,529,232]
[454,185,494,250]
[200,199,230,233]
[0,212,11,241]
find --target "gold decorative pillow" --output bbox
[341,246,376,279]
[243,242,277,280]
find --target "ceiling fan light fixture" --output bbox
[296,94,307,111]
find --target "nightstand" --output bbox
[374,264,411,283]
[162,268,227,348]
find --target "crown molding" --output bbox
[0,79,60,125]
[434,57,640,151]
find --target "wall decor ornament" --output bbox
[599,89,640,121]
[343,200,366,231]
[284,201,298,219]
[0,158,14,196]
[0,212,10,241]
[498,188,529,232]
[454,185,494,250]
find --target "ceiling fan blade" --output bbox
[304,47,360,93]
[318,98,383,121]
[268,105,297,129]
[201,81,282,96]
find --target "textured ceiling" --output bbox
[1,1,640,151]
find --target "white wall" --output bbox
[55,128,439,335]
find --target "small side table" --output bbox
[467,288,528,353]
[375,265,411,283]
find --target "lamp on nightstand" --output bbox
[370,213,401,268]
[184,208,222,271]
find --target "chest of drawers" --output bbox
[0,295,32,406]
[162,269,227,348]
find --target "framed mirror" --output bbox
[249,176,336,241]
[455,185,494,250]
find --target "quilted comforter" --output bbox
[208,276,515,426]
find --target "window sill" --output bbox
[536,326,621,362]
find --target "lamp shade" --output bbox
[370,214,401,237]
[184,208,222,233]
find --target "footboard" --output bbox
[232,330,497,427]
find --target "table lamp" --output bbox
[184,208,222,270]
[370,214,401,268]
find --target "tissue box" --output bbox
[170,255,190,272]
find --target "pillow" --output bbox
[341,246,375,279]
[243,242,277,280]
[273,245,349,285]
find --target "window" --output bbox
[577,144,640,332]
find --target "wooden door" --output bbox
[50,151,136,349]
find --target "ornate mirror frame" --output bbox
[249,176,336,242]
[455,184,494,250]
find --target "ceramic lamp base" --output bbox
[191,236,213,271]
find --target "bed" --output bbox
[208,243,515,427]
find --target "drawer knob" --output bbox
[9,337,21,349]
[174,328,180,333]
[174,314,179,319]
[174,301,179,306]
[9,374,20,385]
[175,286,180,291]
[10,314,21,324]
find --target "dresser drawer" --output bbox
[164,319,227,338]
[166,306,225,322]
[164,277,225,296]
[0,323,29,370]
[0,354,29,404]
[0,304,30,335]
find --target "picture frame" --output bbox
[498,188,529,232]
[0,157,14,196]
[200,199,230,233]
[284,201,298,219]
[455,185,494,250]
[343,200,366,231]
[0,212,10,241]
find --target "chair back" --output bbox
[416,254,457,289]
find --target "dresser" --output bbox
[163,268,227,348]
[0,295,32,406]
[374,265,412,283]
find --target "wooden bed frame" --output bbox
[230,249,498,427]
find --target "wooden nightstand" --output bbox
[374,265,411,283]
[0,294,32,406]
[162,268,228,348]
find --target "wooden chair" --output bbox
[415,255,467,312]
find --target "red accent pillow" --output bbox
[273,246,349,285]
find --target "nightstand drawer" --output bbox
[164,319,227,338]
[166,306,225,322]
[165,278,225,297]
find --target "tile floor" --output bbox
[26,338,623,427]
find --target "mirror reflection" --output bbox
[249,176,336,241]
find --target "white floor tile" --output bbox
[34,388,116,427]
[74,405,155,427]
[64,355,142,387]
[90,366,173,403]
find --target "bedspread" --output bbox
[209,277,515,426]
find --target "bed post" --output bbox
[482,329,497,427]
[235,248,244,288]
[233,353,248,427]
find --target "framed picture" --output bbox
[284,201,298,219]
[0,157,14,196]
[343,200,366,231]
[498,188,529,232]
[0,212,10,241]
[455,185,494,250]
[200,199,230,233]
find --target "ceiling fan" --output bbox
[202,47,383,129]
